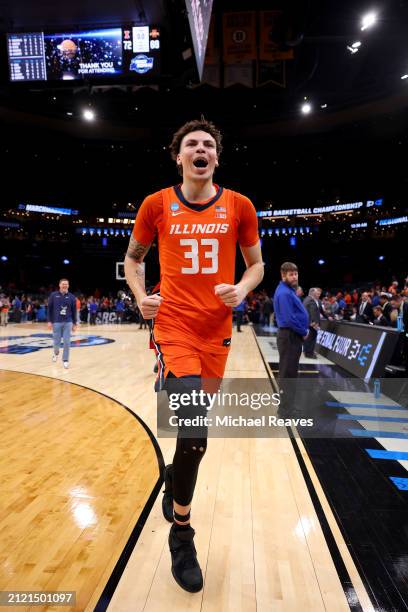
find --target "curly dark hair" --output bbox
[169,119,223,161]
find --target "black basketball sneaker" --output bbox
[168,524,203,592]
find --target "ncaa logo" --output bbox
[0,333,114,355]
[170,202,180,212]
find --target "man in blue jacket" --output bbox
[47,278,77,369]
[273,262,309,411]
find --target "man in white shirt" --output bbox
[357,292,374,323]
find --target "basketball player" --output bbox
[125,119,263,592]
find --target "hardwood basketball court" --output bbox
[0,323,374,611]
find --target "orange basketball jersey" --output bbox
[133,185,259,353]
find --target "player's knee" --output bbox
[179,436,207,458]
[191,437,207,455]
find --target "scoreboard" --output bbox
[7,33,47,81]
[7,26,160,82]
[122,25,160,76]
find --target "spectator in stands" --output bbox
[303,288,322,358]
[79,298,88,323]
[388,280,399,295]
[371,305,389,326]
[26,297,34,322]
[371,288,381,307]
[336,292,346,310]
[260,292,272,326]
[0,296,10,326]
[329,294,340,316]
[248,295,260,324]
[357,292,374,324]
[21,295,28,323]
[100,297,109,312]
[116,297,125,323]
[75,296,81,315]
[124,298,138,323]
[344,291,352,305]
[391,295,408,330]
[234,299,247,332]
[12,295,22,323]
[137,305,148,330]
[36,301,47,322]
[296,286,304,300]
[379,292,393,324]
[335,307,345,320]
[89,298,98,325]
[349,305,358,321]
[322,296,334,319]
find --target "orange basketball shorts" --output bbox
[151,339,229,391]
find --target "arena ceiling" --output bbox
[0,0,408,137]
[0,0,164,31]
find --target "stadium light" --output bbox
[352,41,362,48]
[1,255,7,261]
[378,255,385,261]
[83,109,95,121]
[347,45,359,54]
[361,12,377,31]
[63,259,70,264]
[401,74,408,80]
[318,259,325,265]
[301,103,312,115]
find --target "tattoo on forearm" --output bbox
[135,265,145,278]
[126,235,150,261]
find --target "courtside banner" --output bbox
[316,320,400,381]
[156,378,408,438]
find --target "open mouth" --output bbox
[193,158,208,168]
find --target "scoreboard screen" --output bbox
[44,28,123,80]
[7,25,160,82]
[7,32,47,81]
[122,25,160,76]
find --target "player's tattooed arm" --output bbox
[124,236,151,303]
[126,234,151,262]
[124,235,163,318]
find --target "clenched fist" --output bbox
[214,284,246,308]
[139,294,163,319]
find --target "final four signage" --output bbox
[316,320,400,382]
[316,329,378,373]
[257,199,383,218]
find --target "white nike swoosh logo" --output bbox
[172,212,184,216]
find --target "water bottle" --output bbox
[397,315,403,332]
[373,378,381,399]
